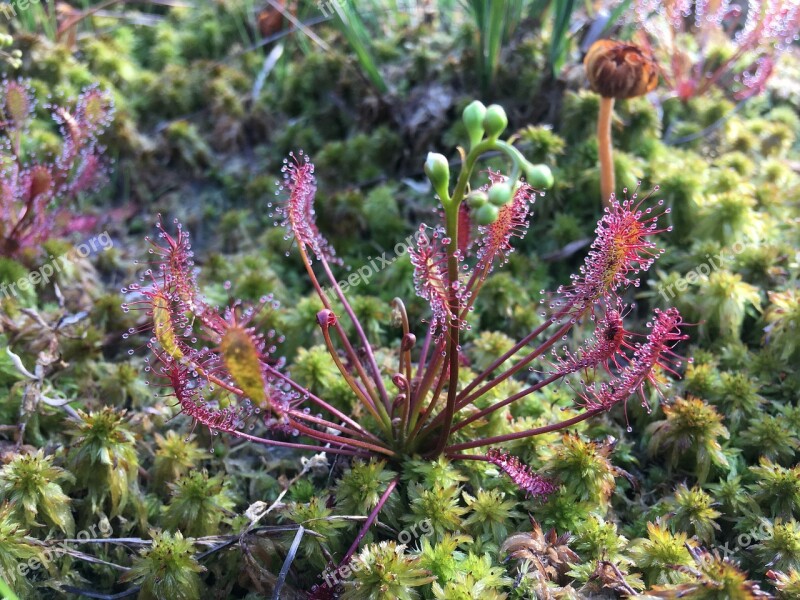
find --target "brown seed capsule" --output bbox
[584,39,659,99]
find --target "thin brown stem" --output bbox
[456,321,573,408]
[598,96,615,209]
[407,338,446,433]
[446,453,489,462]
[431,192,464,458]
[415,326,434,382]
[410,364,449,445]
[318,255,391,409]
[319,324,391,433]
[339,478,398,566]
[451,372,563,432]
[297,245,374,396]
[287,419,395,457]
[392,298,414,393]
[263,365,379,442]
[229,429,370,457]
[297,245,383,411]
[457,305,572,403]
[286,409,375,442]
[444,408,603,453]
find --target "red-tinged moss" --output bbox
[486,449,555,498]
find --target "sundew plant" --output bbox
[127,99,689,587]
[0,81,113,257]
[4,0,800,596]
[634,0,800,101]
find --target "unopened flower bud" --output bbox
[488,182,513,206]
[482,104,508,139]
[584,39,659,99]
[524,163,554,189]
[462,100,487,148]
[424,152,450,198]
[466,190,489,209]
[475,203,499,225]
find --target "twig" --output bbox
[51,547,130,571]
[59,586,140,599]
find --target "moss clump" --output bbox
[0,450,75,535]
[67,408,139,517]
[647,397,729,482]
[121,530,205,600]
[340,541,433,599]
[0,504,47,595]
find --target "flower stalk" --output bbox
[584,39,659,209]
[598,96,615,207]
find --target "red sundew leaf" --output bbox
[554,189,670,313]
[635,0,799,100]
[161,359,254,434]
[578,307,688,412]
[220,325,270,409]
[26,165,53,201]
[75,86,114,136]
[132,219,301,439]
[0,85,110,258]
[143,217,215,328]
[736,56,775,100]
[3,80,33,125]
[409,224,464,334]
[70,153,106,194]
[475,177,535,273]
[276,151,340,264]
[549,305,633,378]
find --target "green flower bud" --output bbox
[467,190,489,209]
[475,203,499,225]
[463,100,487,148]
[524,163,554,189]
[482,104,508,139]
[488,182,513,207]
[424,152,450,198]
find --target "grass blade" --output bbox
[484,0,505,91]
[0,579,21,600]
[600,0,632,36]
[548,0,576,76]
[331,0,389,94]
